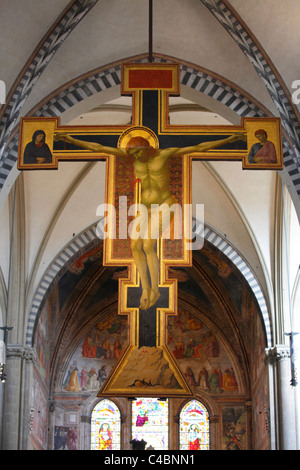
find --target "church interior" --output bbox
[0,0,299,451]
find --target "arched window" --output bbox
[179,399,209,450]
[91,399,121,450]
[131,397,169,450]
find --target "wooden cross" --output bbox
[18,63,282,397]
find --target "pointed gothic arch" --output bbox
[90,398,121,450]
[0,53,299,216]
[26,216,272,352]
[179,398,210,450]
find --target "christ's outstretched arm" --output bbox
[160,133,247,159]
[54,132,126,157]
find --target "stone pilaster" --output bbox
[266,345,297,449]
[2,345,35,449]
[209,414,220,449]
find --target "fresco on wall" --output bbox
[58,245,102,311]
[252,305,268,383]
[54,426,78,450]
[167,308,239,394]
[61,312,128,393]
[60,305,240,395]
[31,375,48,449]
[100,344,192,396]
[34,302,50,387]
[222,407,247,450]
[252,373,270,448]
[251,308,270,449]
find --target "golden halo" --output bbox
[118,126,159,150]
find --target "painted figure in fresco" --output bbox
[184,337,197,358]
[114,338,123,359]
[80,366,88,389]
[198,367,209,390]
[55,131,246,310]
[23,129,52,164]
[247,129,277,164]
[66,427,77,450]
[184,366,197,386]
[86,367,98,389]
[82,333,97,358]
[223,408,246,450]
[54,426,67,450]
[223,367,238,391]
[64,366,80,392]
[208,368,222,393]
[97,365,107,386]
[172,335,185,358]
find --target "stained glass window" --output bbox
[180,399,209,450]
[131,397,168,450]
[91,399,121,450]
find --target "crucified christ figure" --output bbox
[54,131,246,310]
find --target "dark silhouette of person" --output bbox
[23,129,52,164]
[130,438,147,450]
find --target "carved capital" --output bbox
[6,344,36,362]
[265,345,290,363]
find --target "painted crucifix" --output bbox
[54,119,244,311]
[18,63,283,396]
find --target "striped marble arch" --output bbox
[1,53,299,208]
[0,1,299,207]
[0,0,99,195]
[200,0,300,196]
[25,218,272,349]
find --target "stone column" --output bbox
[1,345,34,449]
[266,345,297,449]
[1,178,27,449]
[80,414,91,450]
[21,346,35,449]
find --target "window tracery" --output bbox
[179,399,209,450]
[91,399,121,450]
